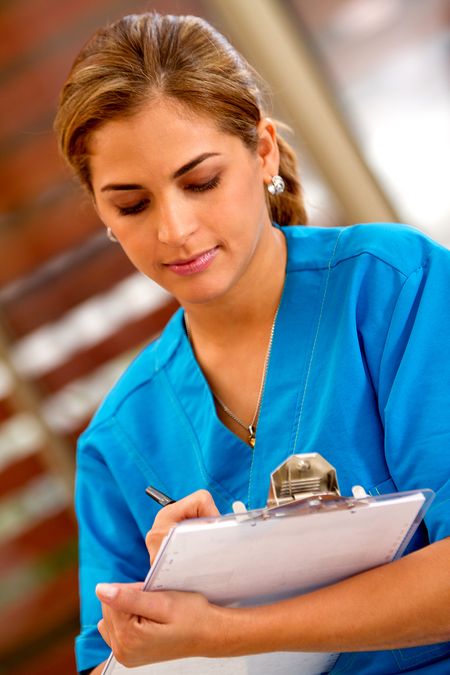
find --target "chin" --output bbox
[177,280,234,306]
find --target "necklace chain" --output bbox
[184,306,280,448]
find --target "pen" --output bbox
[145,485,176,507]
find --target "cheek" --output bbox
[234,166,262,203]
[127,243,158,274]
[112,230,159,278]
[233,182,267,239]
[218,173,266,231]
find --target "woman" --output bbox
[54,12,450,675]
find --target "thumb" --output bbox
[96,583,169,622]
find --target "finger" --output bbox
[96,584,173,623]
[116,581,144,590]
[146,490,219,561]
[165,489,220,521]
[152,491,220,534]
[96,582,146,633]
[96,581,143,605]
[97,618,111,647]
[100,597,134,642]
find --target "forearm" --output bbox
[212,538,450,656]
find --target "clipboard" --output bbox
[102,454,433,674]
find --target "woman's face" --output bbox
[90,98,279,307]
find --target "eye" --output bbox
[185,176,220,193]
[117,199,149,216]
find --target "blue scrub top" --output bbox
[75,223,450,674]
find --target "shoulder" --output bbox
[282,223,446,277]
[80,307,185,438]
[334,222,444,276]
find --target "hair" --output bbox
[54,12,307,226]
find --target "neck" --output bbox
[183,225,287,345]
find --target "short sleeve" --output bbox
[378,243,450,542]
[74,425,150,672]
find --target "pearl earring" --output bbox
[267,175,285,196]
[106,227,118,243]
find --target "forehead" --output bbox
[89,97,231,169]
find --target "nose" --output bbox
[156,200,197,247]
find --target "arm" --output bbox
[222,536,450,655]
[75,428,156,673]
[96,492,450,667]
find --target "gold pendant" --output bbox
[248,425,256,448]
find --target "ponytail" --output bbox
[269,131,307,226]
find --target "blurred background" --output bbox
[0,0,449,672]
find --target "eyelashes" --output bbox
[118,199,149,216]
[116,176,221,217]
[184,176,220,193]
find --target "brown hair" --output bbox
[54,12,307,226]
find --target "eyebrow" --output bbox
[100,152,221,192]
[172,152,220,179]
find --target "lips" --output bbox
[164,246,219,276]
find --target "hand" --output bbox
[145,489,220,563]
[96,582,223,667]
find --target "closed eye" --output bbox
[117,199,149,216]
[185,176,220,193]
[116,176,220,216]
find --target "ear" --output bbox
[256,118,280,184]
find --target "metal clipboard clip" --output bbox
[267,453,341,507]
[232,453,368,521]
[264,452,371,519]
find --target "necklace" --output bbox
[184,306,280,448]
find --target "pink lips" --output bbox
[164,246,219,276]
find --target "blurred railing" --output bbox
[0,0,190,672]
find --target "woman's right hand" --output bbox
[145,489,220,563]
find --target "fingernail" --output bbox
[96,583,119,601]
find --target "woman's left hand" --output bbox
[96,582,225,667]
